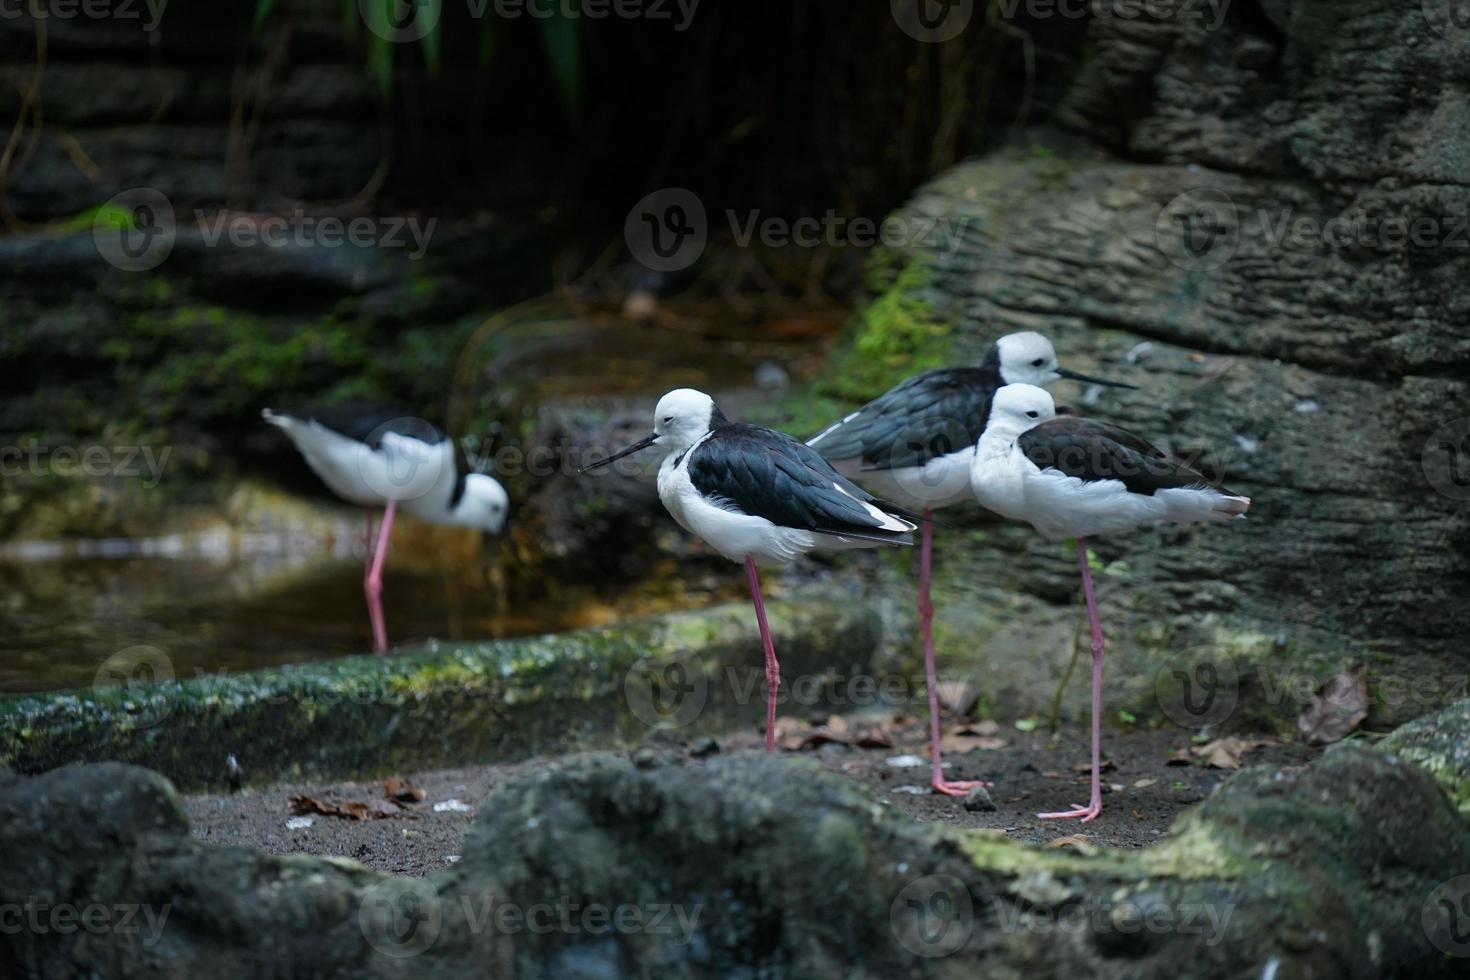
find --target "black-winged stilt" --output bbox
[262,407,509,652]
[808,332,1134,796]
[581,388,917,752]
[971,383,1251,822]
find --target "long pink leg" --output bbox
[745,557,780,753]
[364,500,396,654]
[364,510,376,569]
[921,510,992,796]
[1040,538,1105,822]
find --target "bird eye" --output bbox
[662,416,673,424]
[1030,358,1045,367]
[1025,410,1039,419]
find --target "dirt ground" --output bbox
[183,715,1316,876]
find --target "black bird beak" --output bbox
[1056,367,1137,390]
[578,432,660,473]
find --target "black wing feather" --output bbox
[809,358,1001,471]
[299,403,448,448]
[1017,417,1238,497]
[690,424,913,543]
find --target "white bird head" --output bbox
[995,332,1135,390]
[579,388,725,472]
[652,388,721,452]
[451,473,510,534]
[988,383,1058,434]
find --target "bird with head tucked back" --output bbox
[971,383,1250,822]
[807,332,1135,796]
[263,406,508,653]
[582,388,917,752]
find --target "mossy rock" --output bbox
[6,697,1470,977]
[0,600,883,792]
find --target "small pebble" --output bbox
[963,786,998,812]
[886,754,926,769]
[285,816,313,830]
[632,748,661,769]
[433,799,473,813]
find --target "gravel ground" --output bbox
[183,717,1315,875]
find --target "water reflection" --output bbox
[3,525,534,694]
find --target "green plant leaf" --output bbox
[253,0,278,34]
[369,31,394,96]
[478,16,495,66]
[419,4,442,74]
[538,11,581,122]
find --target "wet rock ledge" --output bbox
[0,601,881,792]
[3,696,1469,977]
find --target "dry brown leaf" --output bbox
[384,777,426,804]
[776,716,811,751]
[853,731,894,749]
[1071,759,1116,774]
[1165,747,1195,766]
[934,681,979,719]
[289,794,399,821]
[1132,778,1158,789]
[1296,664,1369,745]
[1045,835,1097,854]
[940,725,1006,754]
[1192,737,1276,770]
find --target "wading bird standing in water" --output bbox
[808,332,1134,795]
[581,388,916,752]
[970,384,1250,822]
[263,408,508,652]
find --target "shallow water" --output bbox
[1,310,840,695]
[0,531,693,695]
